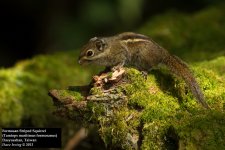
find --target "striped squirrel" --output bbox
[78,32,209,109]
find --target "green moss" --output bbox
[83,56,225,149]
[0,51,100,127]
[71,57,223,149]
[1,2,225,149]
[86,102,106,122]
[99,108,140,149]
[141,121,170,150]
[124,68,148,94]
[58,90,83,101]
[171,110,225,149]
[90,87,103,95]
[196,56,225,78]
[139,3,225,62]
[136,57,224,149]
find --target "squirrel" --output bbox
[78,32,209,109]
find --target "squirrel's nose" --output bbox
[78,58,83,65]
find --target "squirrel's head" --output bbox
[78,37,109,65]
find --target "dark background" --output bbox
[0,0,221,67]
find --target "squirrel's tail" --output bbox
[163,55,209,109]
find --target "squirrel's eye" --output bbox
[86,50,94,57]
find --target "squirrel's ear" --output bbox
[95,39,106,51]
[90,37,98,41]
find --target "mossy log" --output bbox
[49,57,225,149]
[0,2,225,148]
[0,51,100,127]
[1,1,225,129]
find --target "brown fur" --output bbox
[79,32,209,109]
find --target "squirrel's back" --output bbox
[123,35,209,109]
